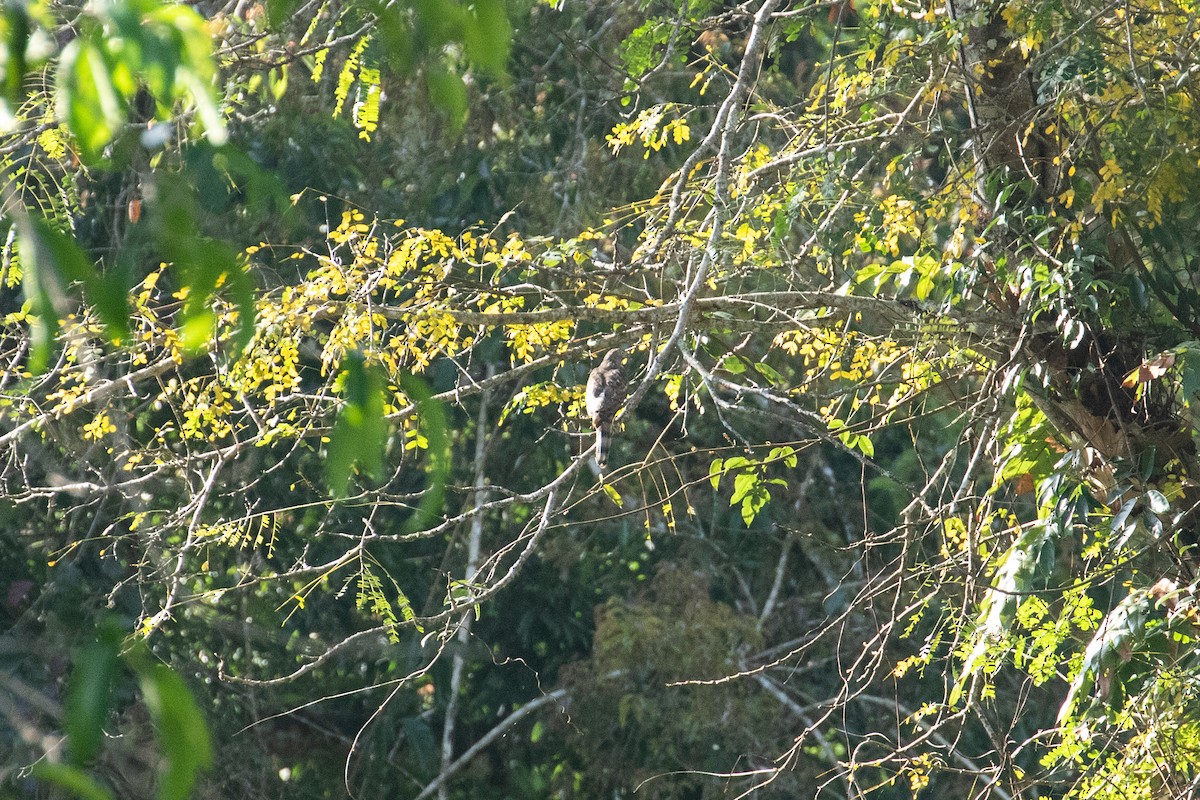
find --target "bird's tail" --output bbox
[595,424,611,470]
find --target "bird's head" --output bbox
[600,348,625,369]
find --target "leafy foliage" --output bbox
[7,0,1200,798]
[33,620,212,800]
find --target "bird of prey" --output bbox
[585,349,627,470]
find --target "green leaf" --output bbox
[177,68,227,146]
[150,171,199,246]
[190,143,289,219]
[915,273,934,301]
[265,0,302,28]
[375,5,415,71]
[3,3,31,103]
[768,445,797,468]
[87,269,132,343]
[708,457,724,490]
[856,435,875,458]
[137,663,213,800]
[426,68,468,131]
[20,234,57,375]
[730,471,757,505]
[225,264,257,357]
[66,621,122,764]
[18,215,129,371]
[753,361,783,386]
[179,309,215,352]
[854,263,885,284]
[32,764,115,800]
[619,19,669,77]
[720,354,746,374]
[141,164,258,354]
[57,39,125,163]
[741,486,768,526]
[1179,344,1200,404]
[177,240,241,353]
[43,217,129,340]
[398,370,450,532]
[326,352,389,496]
[54,0,225,162]
[722,456,751,471]
[464,0,511,77]
[415,0,467,44]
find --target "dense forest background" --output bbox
[3,0,1200,798]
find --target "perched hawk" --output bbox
[585,349,627,470]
